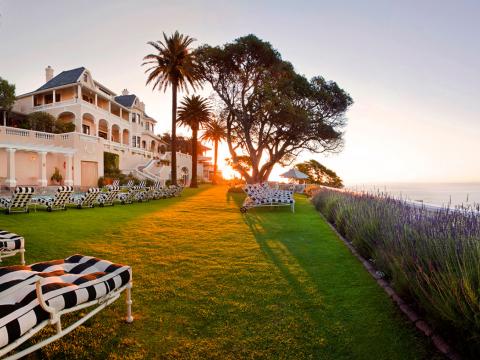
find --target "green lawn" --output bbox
[0,185,437,359]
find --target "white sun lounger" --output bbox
[35,186,74,212]
[0,254,133,359]
[0,187,35,214]
[70,187,101,209]
[0,230,25,265]
[241,183,295,213]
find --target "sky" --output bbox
[0,0,479,184]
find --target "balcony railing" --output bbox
[33,98,78,110]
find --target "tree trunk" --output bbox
[171,83,178,185]
[212,140,218,185]
[190,126,198,188]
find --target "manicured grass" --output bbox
[0,186,437,359]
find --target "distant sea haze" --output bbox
[346,183,480,208]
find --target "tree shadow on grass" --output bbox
[242,209,328,332]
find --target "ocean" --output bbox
[346,183,480,208]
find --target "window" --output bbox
[82,124,90,135]
[83,74,88,82]
[55,93,61,102]
[44,94,53,104]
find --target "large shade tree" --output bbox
[177,95,211,187]
[201,117,227,184]
[143,31,200,185]
[296,159,343,188]
[196,35,353,183]
[0,77,16,126]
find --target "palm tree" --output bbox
[177,95,211,188]
[143,31,199,185]
[201,117,227,185]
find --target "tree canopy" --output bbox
[196,35,353,183]
[0,77,16,124]
[296,159,343,188]
[23,111,75,134]
[143,31,200,185]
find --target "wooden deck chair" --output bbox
[0,187,35,214]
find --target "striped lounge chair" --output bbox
[0,230,25,265]
[241,183,295,213]
[151,181,165,200]
[0,254,133,359]
[135,181,150,202]
[121,180,134,191]
[118,186,140,205]
[70,187,100,209]
[0,187,35,214]
[112,179,120,187]
[36,186,74,212]
[98,185,120,207]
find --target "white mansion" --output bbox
[0,66,213,188]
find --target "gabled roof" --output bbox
[114,94,137,108]
[36,67,85,92]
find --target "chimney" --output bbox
[45,66,54,82]
[122,88,129,96]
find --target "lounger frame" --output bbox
[0,187,35,214]
[241,183,295,213]
[0,248,25,266]
[0,279,133,360]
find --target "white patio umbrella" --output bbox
[279,168,308,182]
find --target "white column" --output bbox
[3,111,6,126]
[77,85,82,100]
[65,154,73,186]
[38,151,48,186]
[120,108,123,119]
[5,148,16,188]
[52,90,56,104]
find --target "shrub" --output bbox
[27,111,55,132]
[305,184,321,197]
[50,167,63,184]
[312,189,480,356]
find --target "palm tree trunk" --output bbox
[212,140,218,185]
[190,126,198,188]
[171,82,177,185]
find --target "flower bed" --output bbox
[312,188,480,357]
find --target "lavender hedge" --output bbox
[312,188,480,354]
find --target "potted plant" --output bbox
[50,167,63,185]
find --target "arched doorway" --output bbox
[57,112,76,133]
[111,124,120,143]
[98,119,109,140]
[82,113,96,136]
[122,129,130,145]
[181,166,189,186]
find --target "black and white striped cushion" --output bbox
[71,188,100,206]
[37,186,73,208]
[0,231,24,252]
[98,186,120,204]
[0,187,35,209]
[0,254,131,349]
